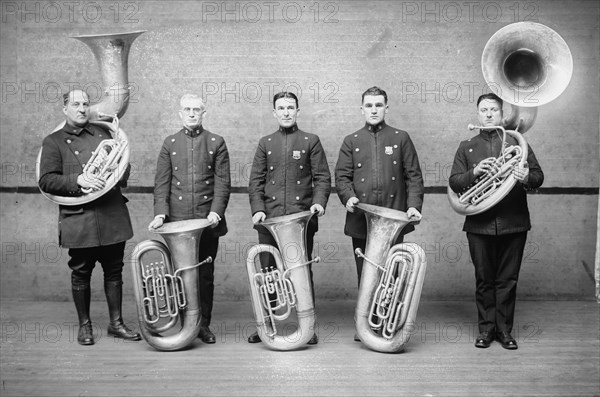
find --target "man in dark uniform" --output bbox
[149,93,231,344]
[335,86,424,341]
[39,89,141,346]
[247,91,331,345]
[449,93,543,350]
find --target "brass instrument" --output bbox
[36,31,145,206]
[130,219,213,351]
[448,124,528,216]
[354,204,427,353]
[448,22,572,216]
[246,211,319,350]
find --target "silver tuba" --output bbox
[448,22,572,216]
[36,31,145,206]
[246,211,319,350]
[130,219,213,351]
[354,204,427,353]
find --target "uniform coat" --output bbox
[335,122,424,239]
[248,125,331,229]
[153,127,231,237]
[38,122,133,248]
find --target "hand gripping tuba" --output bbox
[36,31,145,206]
[246,211,319,350]
[447,124,528,216]
[354,204,427,353]
[448,22,572,216]
[130,219,213,351]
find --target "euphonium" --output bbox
[447,22,572,216]
[36,31,145,206]
[354,204,427,353]
[130,219,213,351]
[447,124,528,216]
[246,211,319,350]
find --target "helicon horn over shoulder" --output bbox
[36,31,145,206]
[448,22,572,216]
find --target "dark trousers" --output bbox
[467,231,528,334]
[197,232,219,327]
[351,235,404,286]
[68,242,126,287]
[257,226,316,302]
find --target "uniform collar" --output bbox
[479,128,502,140]
[62,122,94,136]
[183,125,204,138]
[278,124,298,134]
[365,121,386,133]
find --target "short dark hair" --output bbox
[362,86,388,104]
[273,91,298,108]
[62,89,89,106]
[477,93,503,108]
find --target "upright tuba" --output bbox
[246,211,319,350]
[130,219,213,351]
[36,31,145,206]
[448,22,572,216]
[354,204,427,353]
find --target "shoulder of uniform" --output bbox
[204,129,225,141]
[459,134,480,147]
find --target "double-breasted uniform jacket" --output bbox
[153,126,231,237]
[449,129,544,235]
[335,121,424,239]
[38,122,133,248]
[248,125,331,231]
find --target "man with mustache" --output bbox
[149,93,231,345]
[247,91,331,345]
[335,86,424,341]
[39,89,141,346]
[449,93,543,350]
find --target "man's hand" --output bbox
[406,207,422,221]
[77,173,105,192]
[252,211,266,224]
[310,204,325,217]
[148,215,165,231]
[473,157,497,177]
[345,197,359,213]
[512,162,529,183]
[207,211,221,227]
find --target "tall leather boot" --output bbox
[72,285,94,345]
[104,281,141,341]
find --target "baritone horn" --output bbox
[354,204,427,353]
[36,30,145,206]
[246,211,319,350]
[130,219,213,351]
[448,22,572,216]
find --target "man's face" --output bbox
[63,90,90,127]
[179,97,205,130]
[361,95,388,126]
[477,99,503,127]
[273,97,298,128]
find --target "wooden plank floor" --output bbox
[1,299,598,396]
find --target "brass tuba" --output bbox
[130,219,213,351]
[354,204,427,353]
[448,22,572,216]
[36,31,145,206]
[246,211,319,350]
